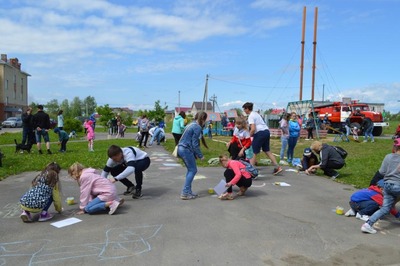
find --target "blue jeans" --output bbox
[280,136,288,160]
[364,127,374,141]
[345,125,351,136]
[178,146,197,195]
[84,197,107,214]
[287,136,298,163]
[349,200,379,216]
[368,182,400,226]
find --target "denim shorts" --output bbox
[36,129,50,143]
[252,129,270,154]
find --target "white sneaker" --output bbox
[345,209,355,217]
[109,200,120,215]
[356,213,369,221]
[279,160,289,166]
[361,223,376,234]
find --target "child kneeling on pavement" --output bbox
[19,162,62,223]
[345,179,400,221]
[68,163,124,215]
[218,154,252,200]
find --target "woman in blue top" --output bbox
[171,111,186,145]
[287,112,301,164]
[177,112,208,200]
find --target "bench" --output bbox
[269,128,328,139]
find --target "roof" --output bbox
[174,107,191,112]
[192,101,213,110]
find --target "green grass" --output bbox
[0,128,395,189]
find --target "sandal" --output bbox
[237,187,248,196]
[218,192,234,200]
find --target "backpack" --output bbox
[140,120,148,131]
[239,159,259,179]
[333,146,348,159]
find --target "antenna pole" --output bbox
[299,6,306,101]
[311,7,318,101]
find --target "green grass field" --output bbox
[0,120,398,189]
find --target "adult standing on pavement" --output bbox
[101,145,151,199]
[172,111,186,145]
[242,102,282,175]
[33,105,52,154]
[361,139,400,234]
[178,111,208,200]
[21,107,35,146]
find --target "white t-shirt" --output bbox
[233,127,251,140]
[248,111,268,133]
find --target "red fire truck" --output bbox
[313,100,388,136]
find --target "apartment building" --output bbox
[0,54,30,120]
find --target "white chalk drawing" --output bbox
[1,203,21,218]
[252,183,266,188]
[0,224,162,265]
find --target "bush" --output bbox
[64,118,83,133]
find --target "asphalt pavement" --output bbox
[0,132,400,265]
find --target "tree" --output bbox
[83,96,97,116]
[60,99,71,118]
[96,104,114,128]
[70,97,83,118]
[45,99,59,118]
[147,100,166,122]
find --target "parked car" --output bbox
[2,117,23,128]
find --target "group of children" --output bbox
[19,162,124,223]
[52,119,96,153]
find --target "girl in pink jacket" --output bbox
[85,120,95,152]
[218,155,252,200]
[68,163,123,215]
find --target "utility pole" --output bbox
[299,6,306,101]
[209,94,217,112]
[322,84,325,102]
[178,90,181,113]
[202,74,209,112]
[311,7,318,101]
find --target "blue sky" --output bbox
[1,0,399,113]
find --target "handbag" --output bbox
[172,123,195,158]
[172,145,178,157]
[238,137,254,159]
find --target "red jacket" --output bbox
[229,135,251,149]
[226,160,251,186]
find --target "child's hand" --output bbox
[225,182,231,187]
[76,210,85,215]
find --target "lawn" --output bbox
[0,122,397,189]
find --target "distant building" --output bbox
[174,107,191,117]
[191,101,213,116]
[0,54,30,120]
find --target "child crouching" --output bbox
[19,162,62,223]
[68,163,124,215]
[218,154,252,200]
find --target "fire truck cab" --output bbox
[314,101,388,136]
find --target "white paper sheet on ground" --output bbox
[51,217,82,228]
[214,179,227,196]
[285,169,299,172]
[274,182,291,186]
[163,163,181,166]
